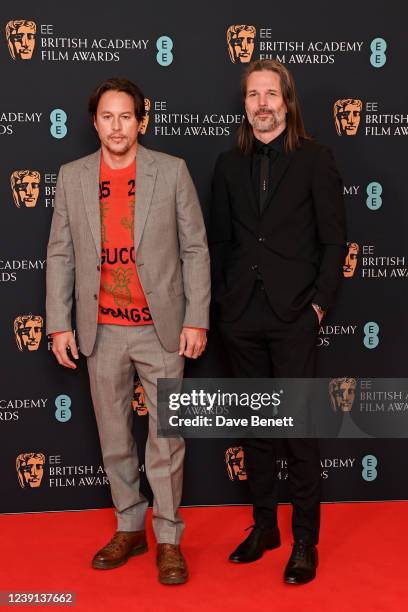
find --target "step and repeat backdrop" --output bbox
[1,1,408,514]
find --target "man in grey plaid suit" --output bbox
[46,78,210,585]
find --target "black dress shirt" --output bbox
[251,130,286,214]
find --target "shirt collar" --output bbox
[253,129,286,155]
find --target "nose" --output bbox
[242,38,248,51]
[26,183,33,195]
[112,116,121,131]
[258,95,268,108]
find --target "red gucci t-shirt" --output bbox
[97,155,153,326]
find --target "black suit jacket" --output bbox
[209,138,347,322]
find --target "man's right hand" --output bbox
[51,331,79,369]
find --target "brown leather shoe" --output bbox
[92,530,147,569]
[156,544,188,585]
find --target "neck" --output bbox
[101,142,138,169]
[253,122,286,144]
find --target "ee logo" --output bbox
[366,182,382,210]
[156,36,173,66]
[55,394,72,422]
[50,108,67,139]
[362,454,378,481]
[370,38,387,68]
[363,322,379,349]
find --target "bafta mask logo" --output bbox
[343,242,359,278]
[16,452,45,488]
[139,98,151,135]
[226,446,247,481]
[132,378,148,416]
[333,99,362,136]
[227,25,256,64]
[14,315,43,352]
[10,170,41,208]
[329,378,357,413]
[5,20,36,61]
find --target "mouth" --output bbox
[255,115,274,122]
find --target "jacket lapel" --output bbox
[234,150,293,220]
[232,153,259,219]
[79,145,158,256]
[135,144,157,251]
[80,150,101,257]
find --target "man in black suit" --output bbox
[210,59,346,584]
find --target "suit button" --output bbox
[258,237,265,242]
[251,265,258,271]
[93,294,98,300]
[97,265,100,271]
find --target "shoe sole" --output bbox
[158,573,188,585]
[284,552,318,584]
[284,574,316,585]
[92,543,148,570]
[229,540,281,563]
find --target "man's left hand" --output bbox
[312,303,325,324]
[179,327,207,358]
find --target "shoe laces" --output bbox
[157,545,184,568]
[292,541,307,562]
[103,533,127,553]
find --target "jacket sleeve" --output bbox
[45,165,75,335]
[311,146,347,312]
[175,159,211,329]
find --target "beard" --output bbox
[248,107,286,133]
[105,135,132,155]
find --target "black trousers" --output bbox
[218,282,321,545]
